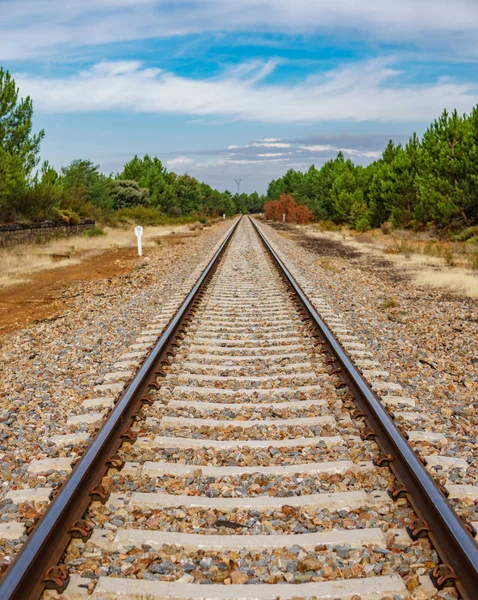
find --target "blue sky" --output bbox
[2,0,478,193]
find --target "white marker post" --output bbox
[135,225,144,256]
[223,213,226,220]
[282,213,286,223]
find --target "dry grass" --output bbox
[354,233,375,244]
[299,225,478,299]
[414,269,478,298]
[0,224,190,288]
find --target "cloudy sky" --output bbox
[3,1,478,193]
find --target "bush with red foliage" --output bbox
[263,194,313,224]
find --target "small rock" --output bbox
[230,570,248,584]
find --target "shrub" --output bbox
[188,221,203,231]
[381,221,393,235]
[355,215,371,232]
[453,226,478,242]
[317,220,341,231]
[83,226,105,238]
[443,247,455,266]
[53,207,81,225]
[5,182,61,222]
[61,186,90,217]
[111,180,149,209]
[264,194,313,224]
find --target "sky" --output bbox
[3,1,478,193]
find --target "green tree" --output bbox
[467,106,478,224]
[60,159,112,207]
[173,174,201,215]
[299,165,330,219]
[119,155,192,214]
[386,133,421,226]
[267,177,286,200]
[310,152,348,220]
[0,68,44,215]
[415,109,474,226]
[331,162,366,226]
[368,141,402,226]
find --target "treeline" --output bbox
[266,108,478,231]
[0,67,262,225]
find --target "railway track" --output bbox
[1,216,477,599]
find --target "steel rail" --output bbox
[250,216,478,600]
[0,217,241,600]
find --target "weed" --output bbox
[453,242,469,255]
[381,296,398,309]
[318,259,339,272]
[317,220,341,231]
[423,241,436,256]
[471,253,478,270]
[443,247,455,266]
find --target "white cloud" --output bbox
[253,142,291,148]
[300,144,382,158]
[167,155,193,166]
[257,152,292,157]
[228,141,291,149]
[14,58,478,123]
[2,0,478,59]
[300,144,334,152]
[341,148,382,158]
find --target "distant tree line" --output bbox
[0,67,263,225]
[266,109,478,231]
[3,62,478,232]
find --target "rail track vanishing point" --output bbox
[1,216,477,600]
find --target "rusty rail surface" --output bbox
[0,218,240,600]
[250,216,478,600]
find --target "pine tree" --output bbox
[0,68,44,214]
[415,109,473,227]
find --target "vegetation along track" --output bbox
[1,216,477,600]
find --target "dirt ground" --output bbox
[0,231,198,339]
